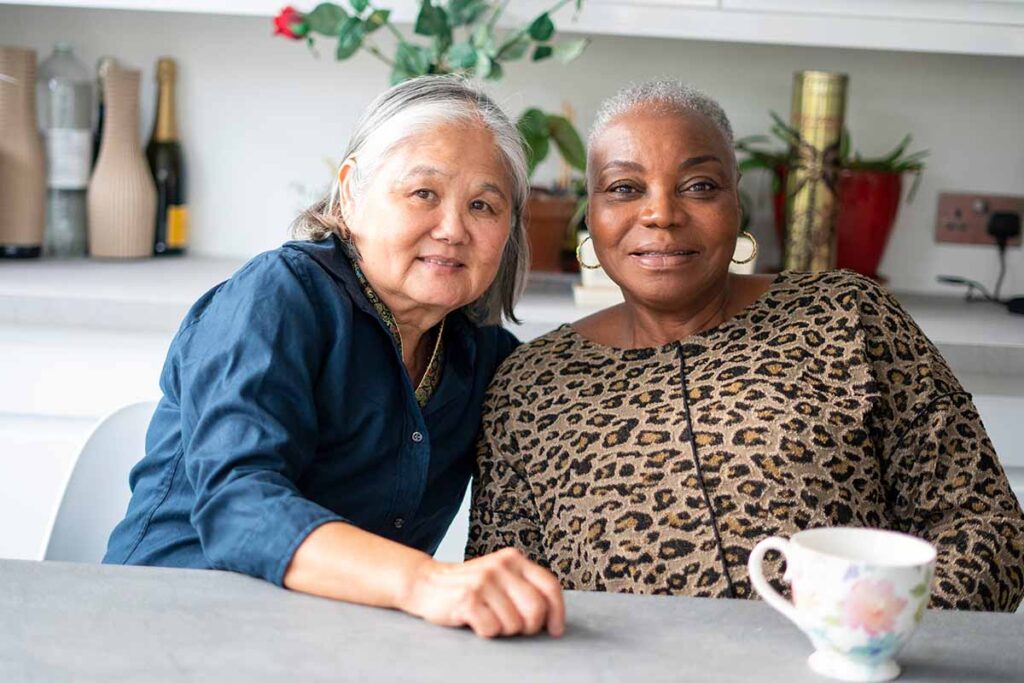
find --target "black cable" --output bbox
[994,242,1007,302]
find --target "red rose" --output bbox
[273,6,309,40]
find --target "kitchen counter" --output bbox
[2,255,1022,349]
[2,559,1022,682]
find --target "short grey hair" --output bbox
[588,79,735,158]
[293,75,529,325]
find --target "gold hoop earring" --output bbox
[576,234,601,270]
[732,230,759,265]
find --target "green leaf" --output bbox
[496,35,530,61]
[553,38,588,63]
[517,108,550,176]
[415,3,449,37]
[394,42,432,79]
[364,9,390,32]
[433,30,453,63]
[335,16,366,59]
[307,3,348,36]
[532,45,554,61]
[524,134,550,176]
[448,0,489,26]
[547,114,585,171]
[485,59,503,80]
[738,158,776,174]
[518,108,548,140]
[348,0,368,12]
[528,12,555,41]
[471,21,496,56]
[447,42,478,69]
[475,50,493,79]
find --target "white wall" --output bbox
[2,4,1022,295]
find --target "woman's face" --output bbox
[587,109,741,311]
[342,122,513,318]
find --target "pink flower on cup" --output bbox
[843,578,907,636]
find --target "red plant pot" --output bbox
[771,167,902,279]
[835,169,902,280]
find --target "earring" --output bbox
[576,234,602,270]
[732,230,759,265]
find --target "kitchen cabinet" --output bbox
[2,0,1024,56]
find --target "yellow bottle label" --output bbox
[167,206,189,248]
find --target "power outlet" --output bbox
[935,192,1022,246]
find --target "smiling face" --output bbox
[340,121,513,322]
[587,108,741,312]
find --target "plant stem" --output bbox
[496,0,574,52]
[487,0,511,33]
[365,0,410,46]
[362,36,396,67]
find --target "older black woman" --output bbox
[467,80,1024,611]
[104,76,564,638]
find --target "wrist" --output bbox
[394,552,436,613]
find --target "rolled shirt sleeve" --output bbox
[176,251,345,585]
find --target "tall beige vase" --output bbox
[88,67,156,258]
[0,46,46,258]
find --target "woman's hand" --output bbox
[399,548,565,639]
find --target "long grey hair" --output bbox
[293,75,529,325]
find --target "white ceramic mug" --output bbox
[748,527,937,682]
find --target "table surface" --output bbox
[2,560,1022,682]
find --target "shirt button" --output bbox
[411,431,423,443]
[393,517,405,529]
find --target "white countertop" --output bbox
[2,256,1021,365]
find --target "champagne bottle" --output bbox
[146,57,187,255]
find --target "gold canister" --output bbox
[783,70,848,272]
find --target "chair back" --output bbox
[43,401,157,562]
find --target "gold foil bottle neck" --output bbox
[152,57,178,142]
[156,57,176,84]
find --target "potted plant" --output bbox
[736,113,928,280]
[273,0,588,272]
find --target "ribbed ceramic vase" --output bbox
[0,46,46,258]
[88,67,156,258]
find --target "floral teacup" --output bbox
[748,527,936,682]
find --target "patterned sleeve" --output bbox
[854,274,1024,611]
[465,406,550,566]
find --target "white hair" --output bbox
[294,75,529,325]
[588,79,735,154]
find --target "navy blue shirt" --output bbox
[103,236,518,586]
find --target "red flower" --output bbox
[273,6,308,40]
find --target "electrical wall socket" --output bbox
[935,192,1022,247]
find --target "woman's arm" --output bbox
[885,393,1024,611]
[854,275,1024,610]
[285,521,564,638]
[176,253,561,636]
[466,418,552,568]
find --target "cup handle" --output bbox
[748,536,801,627]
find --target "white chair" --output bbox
[42,400,158,563]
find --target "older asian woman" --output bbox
[104,76,564,638]
[467,80,1024,611]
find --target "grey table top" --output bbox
[2,560,1022,682]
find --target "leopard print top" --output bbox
[466,270,1024,611]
